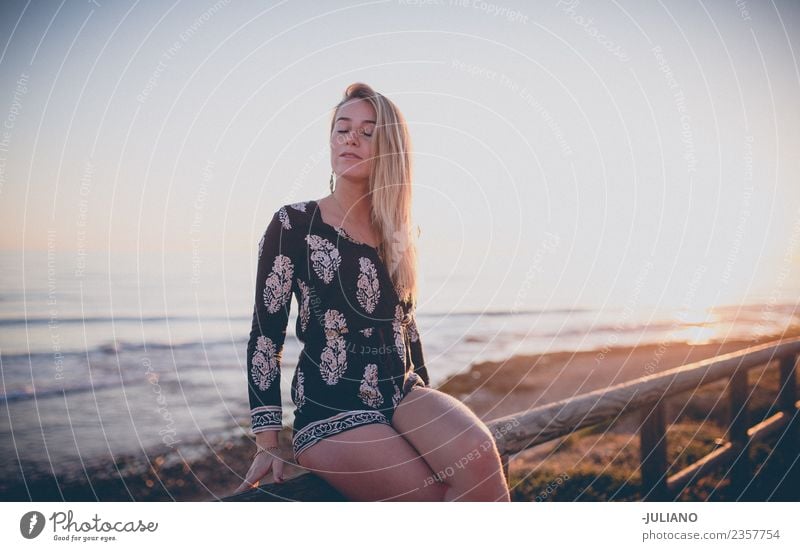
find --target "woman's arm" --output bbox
[255,430,279,448]
[407,312,430,386]
[246,207,297,437]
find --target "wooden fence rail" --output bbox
[223,337,800,501]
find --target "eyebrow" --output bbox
[335,117,376,124]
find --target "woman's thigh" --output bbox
[294,422,447,501]
[390,387,501,484]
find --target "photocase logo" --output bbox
[20,511,45,539]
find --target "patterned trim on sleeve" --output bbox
[251,405,283,432]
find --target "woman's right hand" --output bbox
[233,447,285,495]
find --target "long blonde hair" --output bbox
[329,82,419,307]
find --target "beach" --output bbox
[4,325,797,502]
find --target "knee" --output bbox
[454,427,502,479]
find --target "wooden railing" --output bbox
[223,337,800,501]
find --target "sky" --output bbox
[0,0,798,312]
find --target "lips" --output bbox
[340,152,362,159]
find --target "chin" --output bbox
[336,164,370,181]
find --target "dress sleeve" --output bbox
[247,207,297,434]
[407,312,430,387]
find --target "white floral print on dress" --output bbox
[251,335,278,391]
[306,234,341,284]
[297,278,311,333]
[358,364,383,408]
[356,257,380,313]
[392,304,407,367]
[278,206,291,230]
[289,201,307,212]
[262,254,294,314]
[391,379,402,408]
[294,368,306,409]
[320,309,348,385]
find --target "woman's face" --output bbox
[330,98,377,183]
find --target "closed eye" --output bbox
[336,130,373,137]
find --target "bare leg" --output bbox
[391,387,511,502]
[295,422,447,501]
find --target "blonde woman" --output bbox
[234,83,510,501]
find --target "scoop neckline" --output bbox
[308,199,382,251]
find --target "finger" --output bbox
[273,460,285,484]
[234,475,259,494]
[234,480,251,494]
[238,461,271,493]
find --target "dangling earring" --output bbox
[329,170,335,193]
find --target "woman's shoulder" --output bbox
[271,200,317,232]
[281,199,316,215]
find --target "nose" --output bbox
[343,129,359,146]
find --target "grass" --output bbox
[507,367,799,502]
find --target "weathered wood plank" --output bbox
[667,442,735,495]
[221,470,345,502]
[491,338,800,455]
[665,401,800,496]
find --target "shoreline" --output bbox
[3,327,798,501]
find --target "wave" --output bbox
[2,302,796,327]
[0,314,249,326]
[0,379,124,403]
[0,336,248,362]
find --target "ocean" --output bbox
[1,250,798,485]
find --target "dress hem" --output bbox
[292,409,391,459]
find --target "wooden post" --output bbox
[640,401,669,501]
[778,354,797,413]
[728,367,751,495]
[777,354,799,460]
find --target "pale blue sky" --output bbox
[1,0,798,312]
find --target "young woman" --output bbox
[233,83,510,501]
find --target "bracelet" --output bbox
[254,445,280,458]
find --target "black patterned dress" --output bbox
[246,200,430,460]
